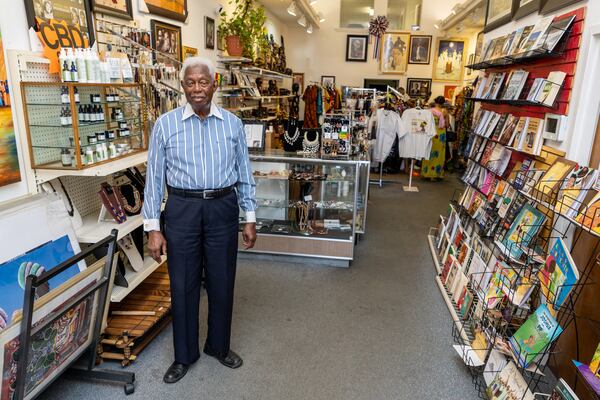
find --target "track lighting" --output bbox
[298,14,307,27]
[307,24,313,34]
[368,7,374,16]
[309,0,317,5]
[318,12,325,22]
[287,1,297,16]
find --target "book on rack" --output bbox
[480,142,496,166]
[538,238,579,315]
[527,78,545,101]
[541,15,576,52]
[486,361,535,400]
[589,342,600,378]
[472,326,490,363]
[511,25,534,55]
[487,73,507,100]
[575,191,600,234]
[490,36,508,60]
[473,75,489,98]
[498,115,519,146]
[573,360,600,396]
[491,114,509,141]
[483,349,509,386]
[498,265,536,307]
[484,264,507,309]
[488,146,512,176]
[535,71,567,106]
[549,378,579,400]
[555,165,598,218]
[498,186,518,218]
[519,16,554,54]
[451,271,469,302]
[457,286,474,319]
[533,158,577,204]
[501,203,546,260]
[484,113,503,138]
[509,304,563,368]
[517,117,544,156]
[508,117,528,148]
[502,70,529,100]
[501,31,517,57]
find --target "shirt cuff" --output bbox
[245,211,256,223]
[143,219,161,232]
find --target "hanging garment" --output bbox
[399,108,437,160]
[302,85,319,128]
[372,108,407,162]
[421,108,447,179]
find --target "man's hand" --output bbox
[148,231,167,263]
[242,223,257,250]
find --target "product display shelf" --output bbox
[465,96,560,109]
[427,228,442,274]
[111,256,166,302]
[76,214,144,243]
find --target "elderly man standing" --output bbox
[142,56,257,384]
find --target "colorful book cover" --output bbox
[519,117,544,155]
[498,186,517,219]
[484,269,505,309]
[576,191,600,233]
[550,378,580,400]
[556,166,597,218]
[471,327,490,364]
[588,342,600,378]
[457,287,474,319]
[511,26,534,55]
[538,238,579,315]
[573,360,600,396]
[534,158,577,204]
[536,71,567,106]
[541,16,575,52]
[501,204,546,260]
[483,349,509,386]
[498,115,519,145]
[509,304,563,368]
[486,361,535,400]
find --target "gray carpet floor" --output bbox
[39,174,479,400]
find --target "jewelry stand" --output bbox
[403,159,419,192]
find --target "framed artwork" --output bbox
[444,85,458,100]
[406,78,432,98]
[345,35,368,62]
[217,27,225,51]
[0,28,20,188]
[514,0,542,19]
[363,79,399,92]
[90,0,133,20]
[433,38,468,82]
[243,122,266,151]
[484,0,517,32]
[474,31,484,63]
[151,19,182,62]
[541,0,581,14]
[379,32,410,74]
[321,76,335,87]
[293,73,305,93]
[183,46,197,60]
[205,17,215,50]
[139,0,188,22]
[408,35,432,64]
[25,0,96,45]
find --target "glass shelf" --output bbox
[27,100,140,106]
[31,132,144,149]
[29,116,143,129]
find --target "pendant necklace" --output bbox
[303,131,320,154]
[284,127,300,145]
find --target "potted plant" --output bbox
[219,0,267,59]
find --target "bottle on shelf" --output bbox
[60,107,68,126]
[78,105,84,122]
[62,60,70,83]
[61,148,72,167]
[85,147,95,165]
[61,86,69,104]
[59,48,68,82]
[76,48,87,83]
[106,91,114,103]
[67,107,72,125]
[70,61,78,83]
[98,105,105,121]
[109,142,117,158]
[74,87,80,103]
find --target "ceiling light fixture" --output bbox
[318,12,325,22]
[309,0,317,5]
[287,1,297,16]
[433,20,440,29]
[368,7,374,16]
[307,24,313,34]
[298,14,307,27]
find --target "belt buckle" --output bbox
[202,191,209,199]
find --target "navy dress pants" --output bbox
[164,190,239,365]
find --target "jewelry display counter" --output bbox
[240,150,370,262]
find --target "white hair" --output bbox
[180,56,216,81]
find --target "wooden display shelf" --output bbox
[100,263,172,366]
[111,256,166,302]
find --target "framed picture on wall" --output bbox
[541,0,582,14]
[293,73,305,94]
[345,35,368,62]
[514,0,542,19]
[484,0,517,32]
[432,38,468,82]
[408,35,432,64]
[474,31,484,63]
[321,76,335,87]
[139,0,188,22]
[217,27,225,51]
[183,46,198,60]
[379,32,410,74]
[205,17,215,50]
[151,19,182,62]
[25,0,96,45]
[90,0,133,20]
[406,78,432,98]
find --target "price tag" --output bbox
[304,195,313,202]
[339,133,348,140]
[324,219,340,228]
[341,125,349,133]
[332,132,339,139]
[323,131,332,139]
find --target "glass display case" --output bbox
[22,82,146,170]
[240,150,370,261]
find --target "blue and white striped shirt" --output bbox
[142,103,256,231]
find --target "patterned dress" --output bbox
[421,110,446,179]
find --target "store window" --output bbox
[340,0,375,29]
[387,0,423,30]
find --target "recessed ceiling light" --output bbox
[298,14,307,27]
[287,1,297,16]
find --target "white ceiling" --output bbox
[259,0,313,25]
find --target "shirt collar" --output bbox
[182,102,223,121]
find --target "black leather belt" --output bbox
[167,185,234,199]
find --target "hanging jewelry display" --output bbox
[284,127,300,146]
[302,131,320,154]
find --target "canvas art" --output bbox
[139,0,187,22]
[321,76,335,88]
[408,35,431,64]
[445,85,458,101]
[293,73,304,93]
[182,46,197,60]
[380,32,410,74]
[0,29,20,188]
[151,19,182,62]
[433,38,467,82]
[25,0,95,44]
[0,235,80,331]
[346,35,368,62]
[205,17,215,50]
[486,0,514,26]
[406,78,431,98]
[90,0,133,19]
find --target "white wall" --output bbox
[284,0,476,98]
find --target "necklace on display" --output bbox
[302,131,320,154]
[284,127,300,145]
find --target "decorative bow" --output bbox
[369,16,389,59]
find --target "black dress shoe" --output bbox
[163,362,188,383]
[203,347,243,369]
